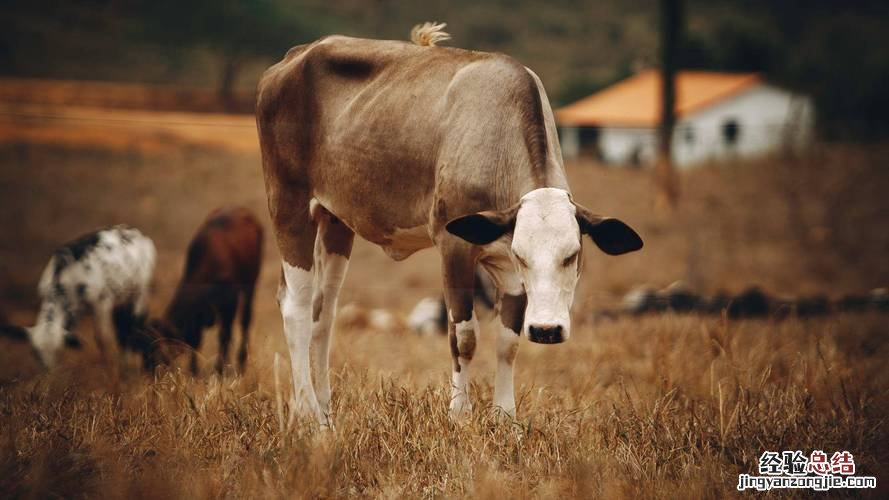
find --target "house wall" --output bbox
[560,84,815,168]
[598,127,658,166]
[671,84,814,167]
[559,126,581,159]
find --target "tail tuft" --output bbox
[410,22,451,47]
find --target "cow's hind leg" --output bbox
[309,203,354,425]
[439,238,479,421]
[129,283,153,371]
[272,189,324,423]
[93,297,121,378]
[215,289,238,374]
[111,302,137,371]
[236,282,256,372]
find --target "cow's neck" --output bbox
[495,162,570,209]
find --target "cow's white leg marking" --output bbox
[494,322,518,417]
[133,283,150,319]
[280,262,323,423]
[449,312,477,420]
[310,243,350,425]
[480,255,525,419]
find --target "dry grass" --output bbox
[1,314,886,498]
[0,108,888,497]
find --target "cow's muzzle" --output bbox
[528,324,565,344]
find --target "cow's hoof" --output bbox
[318,414,336,433]
[448,404,472,423]
[492,405,516,422]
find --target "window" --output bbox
[722,119,740,146]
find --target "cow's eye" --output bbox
[562,251,579,267]
[514,254,528,268]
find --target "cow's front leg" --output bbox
[93,298,121,378]
[280,261,322,423]
[494,292,525,418]
[440,240,478,421]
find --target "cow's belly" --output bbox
[313,193,434,261]
[378,225,434,261]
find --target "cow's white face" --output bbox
[29,301,67,367]
[511,189,582,342]
[446,187,643,344]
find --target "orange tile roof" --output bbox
[555,70,762,127]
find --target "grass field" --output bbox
[0,104,887,497]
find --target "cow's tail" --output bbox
[410,22,451,47]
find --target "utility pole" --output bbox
[656,0,681,210]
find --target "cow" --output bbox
[407,268,497,336]
[0,226,156,371]
[155,207,263,375]
[255,23,643,425]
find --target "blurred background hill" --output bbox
[3,0,889,139]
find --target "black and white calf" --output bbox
[1,226,157,368]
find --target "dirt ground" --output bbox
[0,106,887,498]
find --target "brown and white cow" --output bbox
[256,23,642,425]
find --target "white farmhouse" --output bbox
[555,70,814,168]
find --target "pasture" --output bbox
[0,104,887,497]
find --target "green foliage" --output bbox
[2,0,888,138]
[682,1,889,140]
[557,63,634,107]
[134,0,315,59]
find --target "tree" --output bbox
[656,0,681,211]
[136,0,318,110]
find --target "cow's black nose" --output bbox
[528,325,564,344]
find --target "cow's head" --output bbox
[132,319,181,371]
[30,299,86,367]
[167,286,215,348]
[446,188,642,344]
[1,301,82,368]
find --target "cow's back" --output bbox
[257,36,546,246]
[41,226,155,305]
[184,208,262,286]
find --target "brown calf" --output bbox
[163,207,263,374]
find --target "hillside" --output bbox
[3,1,889,137]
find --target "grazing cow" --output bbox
[256,23,642,424]
[621,281,698,315]
[0,226,156,369]
[701,291,731,315]
[795,294,831,317]
[837,293,870,312]
[160,207,262,374]
[407,297,449,337]
[727,286,771,318]
[871,288,889,311]
[407,269,496,336]
[661,281,699,313]
[621,285,661,315]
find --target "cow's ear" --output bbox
[0,325,30,343]
[574,203,643,255]
[446,205,518,245]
